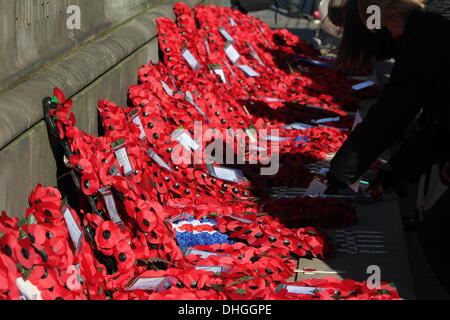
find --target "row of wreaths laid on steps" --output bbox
[0,3,397,300]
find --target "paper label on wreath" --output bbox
[352,80,375,91]
[304,178,328,198]
[111,140,133,176]
[185,91,208,120]
[218,27,235,43]
[224,61,236,77]
[172,128,200,151]
[195,266,231,273]
[207,165,245,183]
[229,17,237,26]
[184,248,229,258]
[126,276,176,292]
[161,81,174,96]
[257,24,266,34]
[225,42,240,64]
[237,64,260,77]
[279,284,325,295]
[311,116,340,124]
[129,111,146,140]
[246,42,266,67]
[62,205,82,250]
[351,111,363,131]
[208,64,227,83]
[265,135,292,142]
[99,188,123,225]
[165,212,193,224]
[204,37,211,55]
[148,148,172,172]
[16,278,42,300]
[225,215,253,224]
[182,47,202,71]
[264,97,285,102]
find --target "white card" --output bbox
[173,130,200,151]
[229,17,237,26]
[285,285,324,295]
[204,37,211,55]
[195,266,227,273]
[225,43,240,64]
[246,42,265,67]
[126,277,174,291]
[148,149,172,172]
[218,27,235,42]
[161,81,174,96]
[264,97,285,102]
[16,278,42,300]
[237,64,260,77]
[226,215,252,224]
[63,206,82,250]
[265,135,292,142]
[352,80,375,91]
[131,114,146,140]
[186,249,222,259]
[182,48,201,71]
[304,178,328,198]
[209,66,227,83]
[351,111,363,131]
[213,167,240,183]
[224,61,236,77]
[185,91,208,119]
[311,117,340,124]
[99,188,123,224]
[114,146,133,175]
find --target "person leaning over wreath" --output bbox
[326,0,450,194]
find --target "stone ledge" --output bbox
[0,0,201,151]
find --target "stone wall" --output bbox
[0,0,218,217]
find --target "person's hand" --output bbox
[367,176,385,200]
[440,162,450,184]
[367,167,396,200]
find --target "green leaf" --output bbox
[377,289,392,296]
[0,231,4,240]
[235,288,247,295]
[18,230,28,241]
[22,268,32,281]
[238,276,254,282]
[387,282,397,290]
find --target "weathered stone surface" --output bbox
[0,0,212,217]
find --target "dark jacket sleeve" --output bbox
[328,24,438,186]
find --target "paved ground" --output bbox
[219,0,450,299]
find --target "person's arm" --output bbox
[328,27,438,186]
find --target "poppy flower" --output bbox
[94,221,122,250]
[81,173,100,195]
[114,240,136,270]
[15,239,41,269]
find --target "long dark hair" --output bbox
[335,0,397,70]
[335,0,427,70]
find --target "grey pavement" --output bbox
[219,1,450,299]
